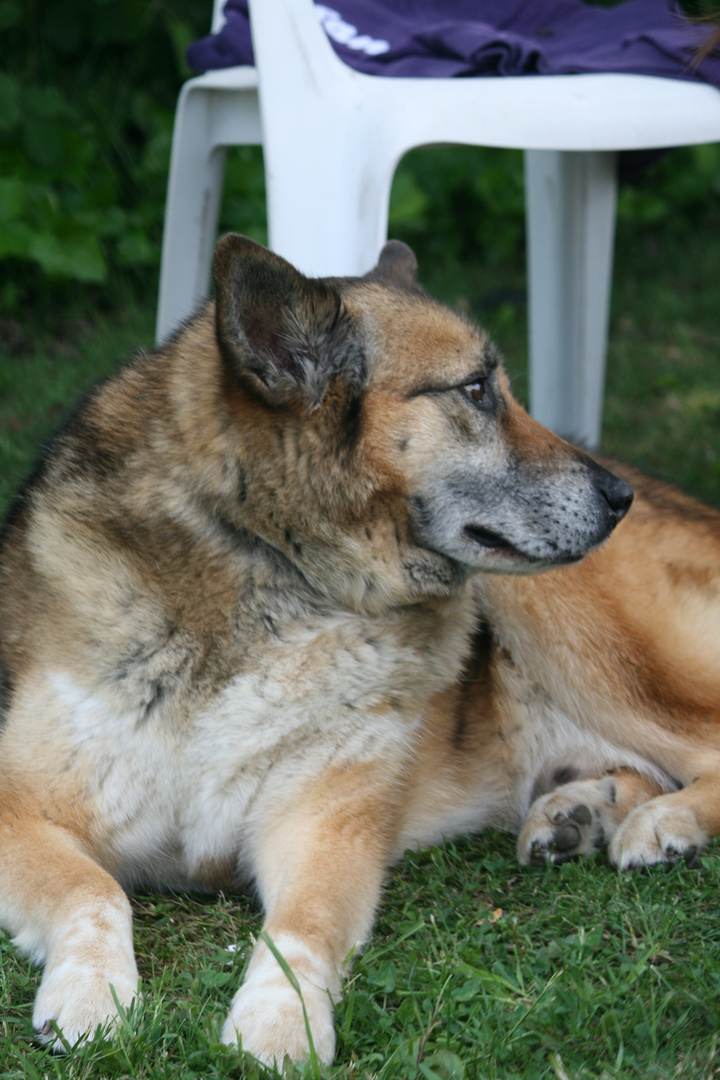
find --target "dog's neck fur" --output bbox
[163,304,469,615]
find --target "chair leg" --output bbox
[157,87,229,342]
[524,149,618,448]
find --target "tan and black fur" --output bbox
[0,235,718,1065]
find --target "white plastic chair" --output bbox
[157,0,720,446]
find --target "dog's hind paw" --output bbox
[517,777,621,865]
[608,798,707,870]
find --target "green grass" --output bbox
[0,297,155,512]
[3,833,720,1078]
[1,178,719,1079]
[602,222,720,504]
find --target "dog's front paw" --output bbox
[32,894,140,1051]
[608,798,707,870]
[33,959,139,1051]
[518,777,621,865]
[222,935,336,1066]
[222,978,335,1066]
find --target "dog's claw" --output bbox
[529,840,549,865]
[663,843,698,866]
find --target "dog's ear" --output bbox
[212,234,364,408]
[364,240,420,290]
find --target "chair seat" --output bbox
[189,66,720,151]
[366,72,720,151]
[185,66,258,90]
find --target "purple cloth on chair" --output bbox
[186,0,720,89]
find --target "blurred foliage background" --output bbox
[1,0,720,307]
[0,0,208,303]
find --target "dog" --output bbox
[1,235,718,1067]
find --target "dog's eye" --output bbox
[461,379,493,407]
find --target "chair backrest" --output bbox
[247,0,354,96]
[211,0,228,34]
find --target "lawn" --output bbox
[2,835,720,1079]
[0,147,719,1079]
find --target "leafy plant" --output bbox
[3,0,720,315]
[0,0,206,304]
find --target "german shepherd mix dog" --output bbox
[1,236,719,1066]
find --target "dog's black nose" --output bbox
[596,469,634,520]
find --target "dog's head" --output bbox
[209,235,631,610]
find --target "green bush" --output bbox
[0,0,205,306]
[388,141,720,276]
[2,0,720,311]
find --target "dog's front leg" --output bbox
[0,802,139,1050]
[222,758,399,1066]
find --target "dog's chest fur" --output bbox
[18,585,471,893]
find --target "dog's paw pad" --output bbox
[528,812,586,863]
[567,804,593,827]
[518,780,615,865]
[549,820,583,854]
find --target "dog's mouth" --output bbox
[464,522,586,568]
[463,523,518,554]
